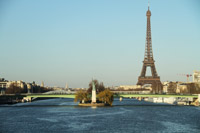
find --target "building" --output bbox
[7,80,26,89]
[162,82,169,94]
[0,78,9,88]
[193,70,200,83]
[163,81,200,94]
[163,81,179,94]
[0,78,27,94]
[65,83,68,90]
[118,85,142,90]
[0,78,7,94]
[41,81,44,87]
[27,83,32,93]
[0,77,46,94]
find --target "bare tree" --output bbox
[87,79,105,94]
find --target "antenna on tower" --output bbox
[148,0,150,10]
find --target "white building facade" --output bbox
[193,70,200,83]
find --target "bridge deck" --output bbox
[25,94,198,98]
[26,94,75,98]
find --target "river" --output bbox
[0,98,200,133]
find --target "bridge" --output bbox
[27,94,75,98]
[24,90,198,98]
[25,94,198,98]
[22,92,199,106]
[1,90,199,103]
[25,93,198,99]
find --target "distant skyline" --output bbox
[0,0,200,88]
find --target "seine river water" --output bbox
[0,98,200,133]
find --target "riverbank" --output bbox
[0,95,25,104]
[79,103,106,107]
[143,97,199,106]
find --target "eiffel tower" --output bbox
[137,4,163,94]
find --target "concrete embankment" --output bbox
[0,95,25,104]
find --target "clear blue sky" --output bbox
[0,0,200,88]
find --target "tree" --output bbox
[5,84,26,94]
[97,89,114,105]
[74,90,90,103]
[87,79,105,94]
[167,82,177,94]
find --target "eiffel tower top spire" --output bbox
[147,0,151,16]
[144,1,153,62]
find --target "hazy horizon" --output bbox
[0,0,200,88]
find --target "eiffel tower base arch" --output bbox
[137,77,163,94]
